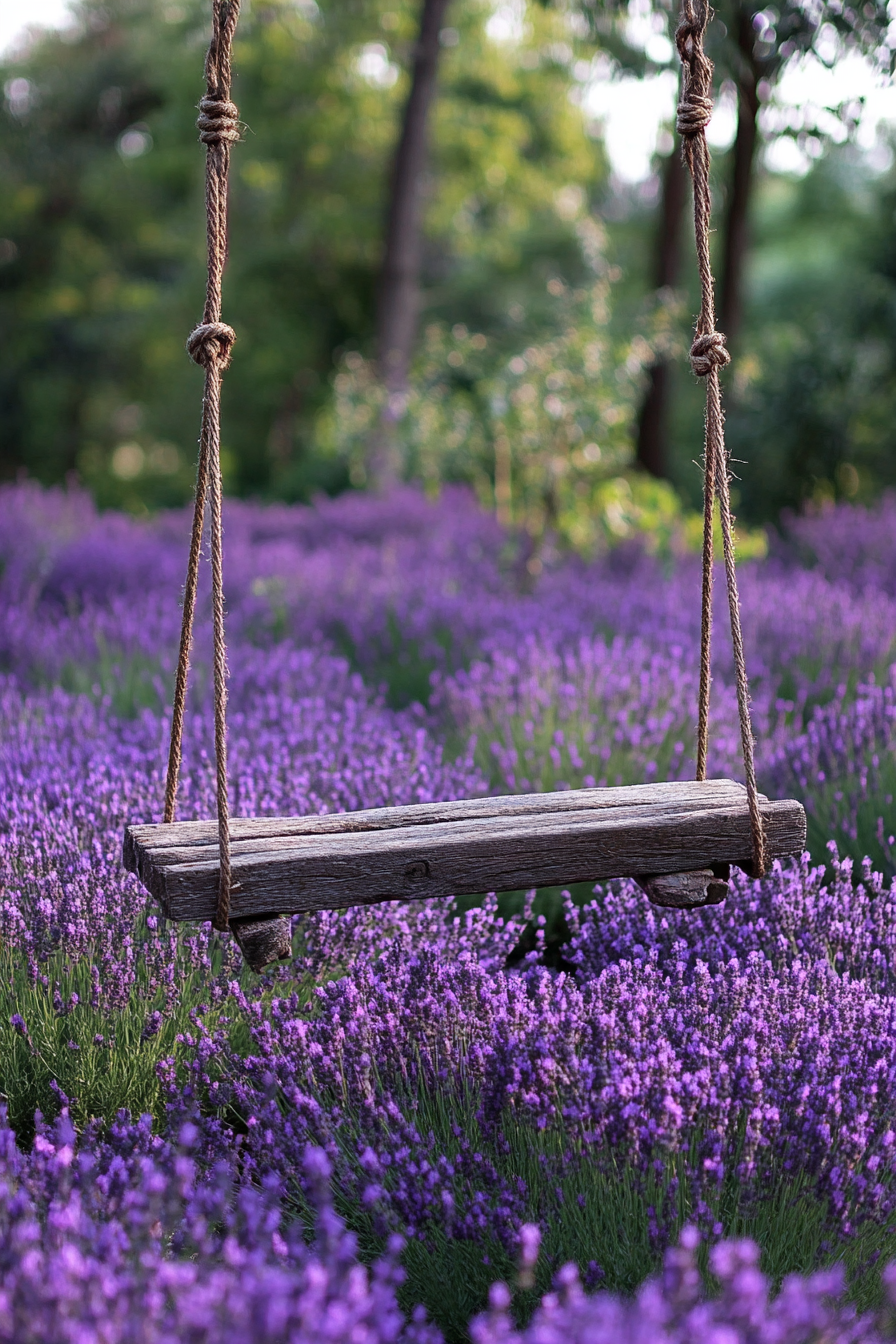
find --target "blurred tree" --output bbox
[0,0,604,508]
[725,148,896,521]
[623,0,893,481]
[371,0,452,488]
[0,0,408,508]
[317,214,711,559]
[634,147,686,479]
[714,0,892,346]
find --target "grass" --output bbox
[278,1071,896,1341]
[800,749,896,881]
[441,669,694,799]
[0,930,218,1142]
[8,624,896,1334]
[0,909,349,1147]
[0,918,316,1143]
[334,611,457,710]
[57,637,173,718]
[5,903,896,1339]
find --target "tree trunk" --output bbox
[494,424,512,526]
[369,0,452,488]
[719,4,760,345]
[636,146,687,479]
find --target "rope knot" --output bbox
[187,321,236,370]
[675,11,703,68]
[689,330,730,377]
[197,95,240,145]
[676,91,713,137]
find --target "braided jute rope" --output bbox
[164,0,241,932]
[676,0,766,876]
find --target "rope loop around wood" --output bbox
[675,0,767,877]
[164,0,241,933]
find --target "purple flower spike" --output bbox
[3,483,896,1340]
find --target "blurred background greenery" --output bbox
[1,0,895,542]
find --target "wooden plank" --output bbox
[132,793,761,872]
[639,868,729,908]
[230,914,292,971]
[123,779,752,870]
[124,787,806,923]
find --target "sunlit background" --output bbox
[7,0,896,181]
[3,0,896,529]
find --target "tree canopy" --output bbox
[0,0,604,509]
[2,0,896,528]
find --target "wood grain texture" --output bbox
[123,781,806,923]
[123,780,752,869]
[230,914,293,972]
[638,869,728,909]
[131,796,763,873]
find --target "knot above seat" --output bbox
[689,330,730,377]
[676,91,713,137]
[197,95,240,145]
[187,321,236,370]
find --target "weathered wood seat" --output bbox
[124,779,806,927]
[126,0,802,980]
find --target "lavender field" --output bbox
[5,479,896,1341]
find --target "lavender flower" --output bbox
[3,480,896,1338]
[470,1225,890,1343]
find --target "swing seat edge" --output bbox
[123,780,806,924]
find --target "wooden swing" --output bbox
[123,0,805,971]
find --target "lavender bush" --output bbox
[0,1114,441,1344]
[3,1112,895,1344]
[766,682,896,874]
[153,861,896,1328]
[4,480,896,1337]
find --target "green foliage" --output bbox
[487,262,649,547]
[57,640,170,718]
[0,926,209,1141]
[721,152,896,521]
[0,915,327,1144]
[318,230,714,553]
[318,261,770,559]
[319,329,493,496]
[5,0,896,537]
[0,0,606,507]
[274,1074,896,1340]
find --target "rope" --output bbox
[676,0,766,877]
[164,0,241,931]
[160,0,764,920]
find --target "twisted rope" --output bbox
[676,0,766,876]
[164,0,241,931]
